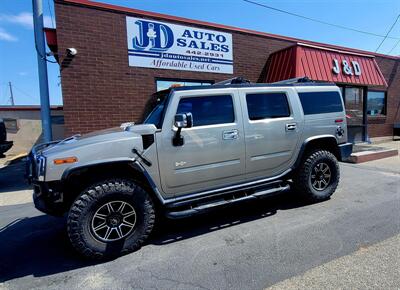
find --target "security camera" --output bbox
[66,48,77,56]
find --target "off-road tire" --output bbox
[293,149,340,202]
[67,179,155,260]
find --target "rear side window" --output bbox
[246,92,290,120]
[177,95,234,126]
[298,91,343,115]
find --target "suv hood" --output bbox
[40,123,156,156]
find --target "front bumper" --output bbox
[0,141,13,155]
[32,180,66,216]
[338,142,353,161]
[27,141,68,216]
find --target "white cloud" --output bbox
[0,27,17,41]
[0,12,55,29]
[0,12,33,28]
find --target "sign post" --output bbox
[33,0,52,142]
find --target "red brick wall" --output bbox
[371,57,400,138]
[55,1,293,135]
[55,1,400,138]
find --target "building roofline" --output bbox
[57,0,400,61]
[0,106,63,111]
[296,43,376,58]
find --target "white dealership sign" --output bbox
[126,17,233,74]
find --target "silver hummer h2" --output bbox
[28,77,352,260]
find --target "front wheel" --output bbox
[67,179,155,260]
[293,150,340,202]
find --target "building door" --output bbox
[342,87,366,143]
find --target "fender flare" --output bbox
[61,159,167,205]
[292,135,338,170]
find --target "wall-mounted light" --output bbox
[66,48,77,56]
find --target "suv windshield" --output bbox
[142,89,170,129]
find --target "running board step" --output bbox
[166,184,290,219]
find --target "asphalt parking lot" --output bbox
[0,157,399,290]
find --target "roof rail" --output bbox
[271,77,313,85]
[214,77,251,85]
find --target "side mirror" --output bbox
[174,113,193,129]
[173,113,193,146]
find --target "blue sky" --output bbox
[0,0,399,105]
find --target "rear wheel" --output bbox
[67,178,155,260]
[293,149,340,202]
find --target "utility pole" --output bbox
[8,82,15,106]
[32,0,52,142]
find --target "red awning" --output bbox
[44,28,59,62]
[266,43,387,87]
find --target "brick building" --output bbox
[51,0,400,142]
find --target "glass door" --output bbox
[343,87,366,143]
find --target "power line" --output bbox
[12,85,37,100]
[388,38,400,54]
[243,0,400,40]
[0,82,38,105]
[375,14,400,52]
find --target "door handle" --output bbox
[285,123,297,131]
[223,129,239,140]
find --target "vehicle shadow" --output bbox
[0,191,315,283]
[151,192,314,245]
[0,214,96,283]
[0,160,31,193]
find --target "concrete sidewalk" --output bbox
[0,153,27,167]
[268,234,400,290]
[349,140,399,164]
[371,139,400,151]
[351,140,400,174]
[0,161,32,207]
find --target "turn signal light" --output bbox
[53,157,78,165]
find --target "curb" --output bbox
[347,149,398,163]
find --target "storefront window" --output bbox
[156,79,213,91]
[367,91,386,116]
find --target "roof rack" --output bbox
[271,77,313,85]
[214,77,251,85]
[214,76,314,86]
